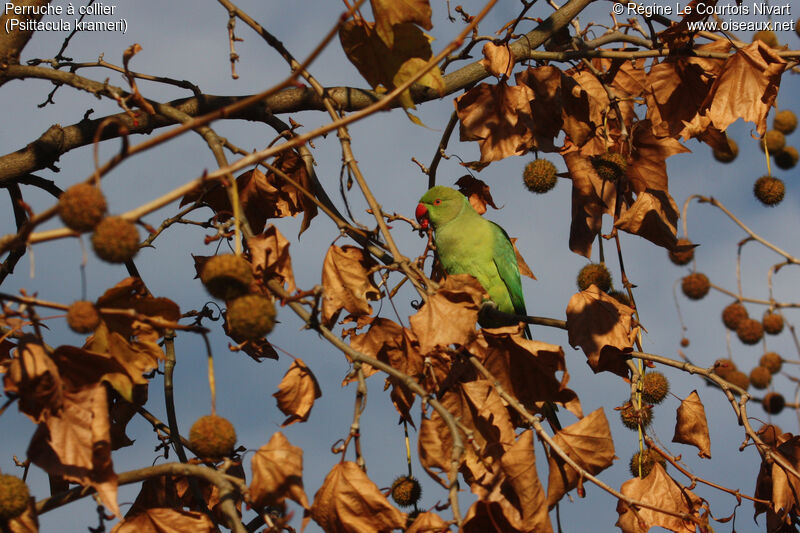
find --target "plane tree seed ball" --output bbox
[726,370,750,391]
[762,311,784,335]
[773,110,797,134]
[608,290,632,307]
[591,152,628,181]
[736,318,764,345]
[189,415,237,459]
[66,300,100,333]
[522,159,558,193]
[753,176,785,206]
[761,130,786,153]
[712,137,738,163]
[641,372,670,404]
[629,449,666,479]
[721,302,748,331]
[749,366,772,390]
[226,294,276,340]
[775,147,798,170]
[762,392,785,415]
[91,216,140,263]
[753,29,778,47]
[668,238,695,265]
[58,183,107,232]
[200,254,254,300]
[576,263,612,292]
[390,475,422,507]
[681,273,710,300]
[619,402,653,430]
[713,358,736,379]
[0,474,29,521]
[760,352,782,374]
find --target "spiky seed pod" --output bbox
[758,424,783,446]
[761,130,786,153]
[760,352,783,375]
[775,147,799,170]
[762,392,785,415]
[712,137,738,163]
[0,474,29,521]
[66,300,100,333]
[726,370,750,392]
[668,238,695,266]
[681,273,710,300]
[774,110,798,134]
[641,372,670,404]
[749,366,772,390]
[57,183,107,233]
[680,337,690,348]
[226,294,276,340]
[763,311,785,335]
[713,358,737,379]
[522,159,558,194]
[721,302,748,331]
[753,29,779,47]
[91,216,139,263]
[390,475,422,507]
[576,263,612,292]
[591,152,628,181]
[189,415,237,459]
[753,176,785,206]
[608,290,632,307]
[736,318,764,345]
[619,402,653,430]
[200,254,254,300]
[629,449,666,479]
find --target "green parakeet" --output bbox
[415,186,530,336]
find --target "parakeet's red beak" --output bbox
[415,203,429,229]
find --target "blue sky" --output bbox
[2,1,800,531]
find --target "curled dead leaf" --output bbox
[2,339,62,423]
[249,224,296,293]
[672,390,711,458]
[321,245,380,328]
[250,432,309,509]
[111,508,216,533]
[370,0,432,47]
[480,42,514,78]
[273,358,321,426]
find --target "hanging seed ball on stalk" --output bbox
[0,474,29,521]
[753,29,779,47]
[775,147,799,170]
[189,415,237,460]
[619,402,653,430]
[713,358,737,379]
[762,311,785,335]
[762,392,786,415]
[608,290,632,307]
[390,475,422,507]
[641,372,670,404]
[726,370,750,391]
[200,254,254,300]
[629,449,666,479]
[753,176,785,206]
[668,238,695,266]
[774,110,798,134]
[91,216,140,263]
[226,294,276,340]
[57,183,107,233]
[721,302,748,331]
[712,137,738,163]
[576,263,612,292]
[66,300,100,334]
[760,130,786,153]
[681,273,710,300]
[591,152,628,181]
[760,352,783,374]
[680,337,690,348]
[736,318,764,345]
[757,424,783,446]
[522,159,558,193]
[749,366,772,390]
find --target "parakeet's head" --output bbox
[416,186,469,230]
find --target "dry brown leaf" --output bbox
[409,274,484,354]
[455,81,535,163]
[309,461,406,533]
[626,123,690,195]
[250,432,309,509]
[702,41,786,136]
[455,175,498,215]
[510,238,535,280]
[27,384,119,517]
[370,0,432,47]
[566,285,636,377]
[514,66,563,152]
[616,464,703,533]
[111,508,216,533]
[321,245,380,328]
[672,390,711,458]
[561,69,609,146]
[406,511,451,533]
[614,189,680,251]
[546,408,616,507]
[2,339,62,423]
[761,436,800,522]
[562,147,610,258]
[273,358,321,426]
[418,410,452,487]
[249,224,296,293]
[339,20,443,109]
[480,42,514,78]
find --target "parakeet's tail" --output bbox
[542,401,562,432]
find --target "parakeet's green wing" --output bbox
[489,221,527,318]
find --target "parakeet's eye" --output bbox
[433,198,442,205]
